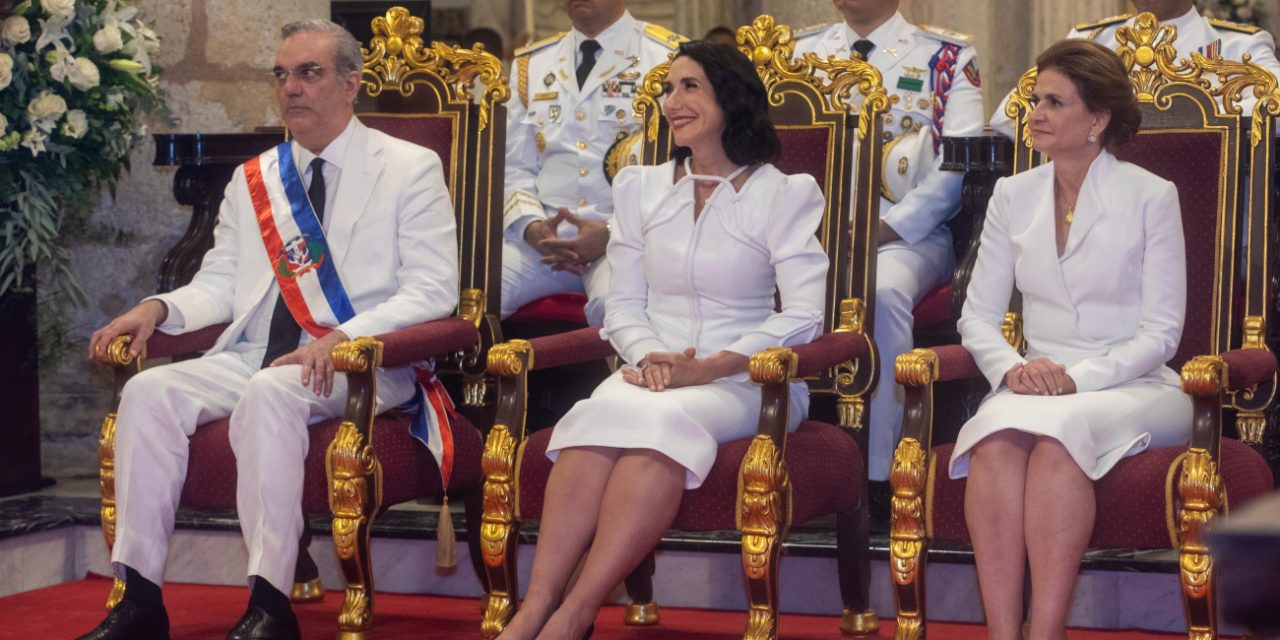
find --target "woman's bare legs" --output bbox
[496,446,622,640]
[965,430,1036,640]
[1024,437,1094,640]
[535,449,687,640]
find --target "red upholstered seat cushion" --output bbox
[180,411,485,512]
[912,284,953,330]
[516,421,863,530]
[506,293,589,328]
[926,438,1274,549]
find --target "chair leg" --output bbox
[98,413,126,609]
[480,425,522,640]
[889,438,929,640]
[623,551,660,625]
[328,422,383,640]
[1177,448,1223,640]
[739,435,790,640]
[464,484,488,591]
[291,520,325,603]
[837,504,878,637]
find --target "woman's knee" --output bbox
[970,430,1035,470]
[1029,437,1088,480]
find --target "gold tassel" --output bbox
[436,495,458,569]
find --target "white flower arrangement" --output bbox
[0,0,167,299]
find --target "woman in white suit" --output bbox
[497,41,829,640]
[954,39,1190,640]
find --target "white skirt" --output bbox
[948,382,1192,480]
[546,370,810,489]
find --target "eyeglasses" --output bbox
[270,64,333,86]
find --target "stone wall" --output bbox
[39,0,327,478]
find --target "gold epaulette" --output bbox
[794,23,832,40]
[643,23,686,49]
[514,32,565,58]
[1208,17,1263,34]
[918,24,973,45]
[1073,13,1133,33]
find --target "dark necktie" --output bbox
[261,157,325,368]
[852,39,875,61]
[576,39,602,89]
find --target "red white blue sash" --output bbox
[244,141,455,489]
[245,142,356,335]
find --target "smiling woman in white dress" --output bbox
[495,41,829,640]
[954,39,1191,640]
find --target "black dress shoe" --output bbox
[76,600,170,640]
[226,606,301,640]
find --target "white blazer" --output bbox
[155,118,460,353]
[958,151,1185,393]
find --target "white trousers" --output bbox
[110,345,415,591]
[867,238,953,480]
[499,234,611,326]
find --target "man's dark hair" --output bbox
[461,26,504,58]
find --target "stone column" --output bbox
[41,0,327,477]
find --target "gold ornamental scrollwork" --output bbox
[635,15,889,144]
[333,337,383,374]
[1001,312,1024,351]
[480,425,518,638]
[834,297,866,334]
[1182,355,1227,397]
[487,340,533,377]
[749,347,798,385]
[738,434,790,640]
[895,349,939,387]
[1176,447,1223,639]
[98,412,125,609]
[438,41,511,131]
[327,418,381,638]
[337,587,372,634]
[1005,67,1039,150]
[103,335,137,366]
[459,288,485,328]
[889,438,927,587]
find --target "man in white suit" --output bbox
[990,0,1280,138]
[794,0,985,486]
[79,19,458,640]
[500,0,682,326]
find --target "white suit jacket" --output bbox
[153,118,460,354]
[794,13,985,247]
[958,151,1185,393]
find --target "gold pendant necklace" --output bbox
[1065,207,1074,224]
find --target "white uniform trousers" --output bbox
[499,234,611,326]
[110,345,415,590]
[868,238,953,480]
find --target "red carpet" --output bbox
[3,576,1201,639]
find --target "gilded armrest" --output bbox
[789,331,871,378]
[526,327,616,371]
[373,317,480,368]
[99,323,229,368]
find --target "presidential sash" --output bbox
[244,141,457,503]
[245,142,355,336]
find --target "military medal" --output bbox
[619,70,641,81]
[535,132,546,153]
[548,105,561,122]
[543,73,555,87]
[898,157,909,175]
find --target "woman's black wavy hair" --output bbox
[668,40,780,166]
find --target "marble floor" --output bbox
[0,476,1219,634]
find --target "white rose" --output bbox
[92,22,123,54]
[42,0,76,19]
[60,109,87,139]
[21,129,48,157]
[26,91,68,132]
[67,56,99,90]
[1,16,32,46]
[0,53,12,91]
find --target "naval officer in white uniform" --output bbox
[500,0,682,326]
[795,0,986,482]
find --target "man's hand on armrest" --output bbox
[268,329,351,398]
[89,299,169,362]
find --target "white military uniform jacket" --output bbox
[503,11,681,241]
[794,13,985,247]
[990,8,1280,137]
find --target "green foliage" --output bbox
[0,0,169,304]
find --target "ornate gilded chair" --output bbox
[478,16,888,640]
[94,7,508,638]
[888,13,1278,639]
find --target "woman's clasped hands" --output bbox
[1005,356,1078,396]
[622,348,748,392]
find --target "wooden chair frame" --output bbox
[889,12,1279,640]
[478,14,890,640]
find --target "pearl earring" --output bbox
[1088,131,1098,143]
